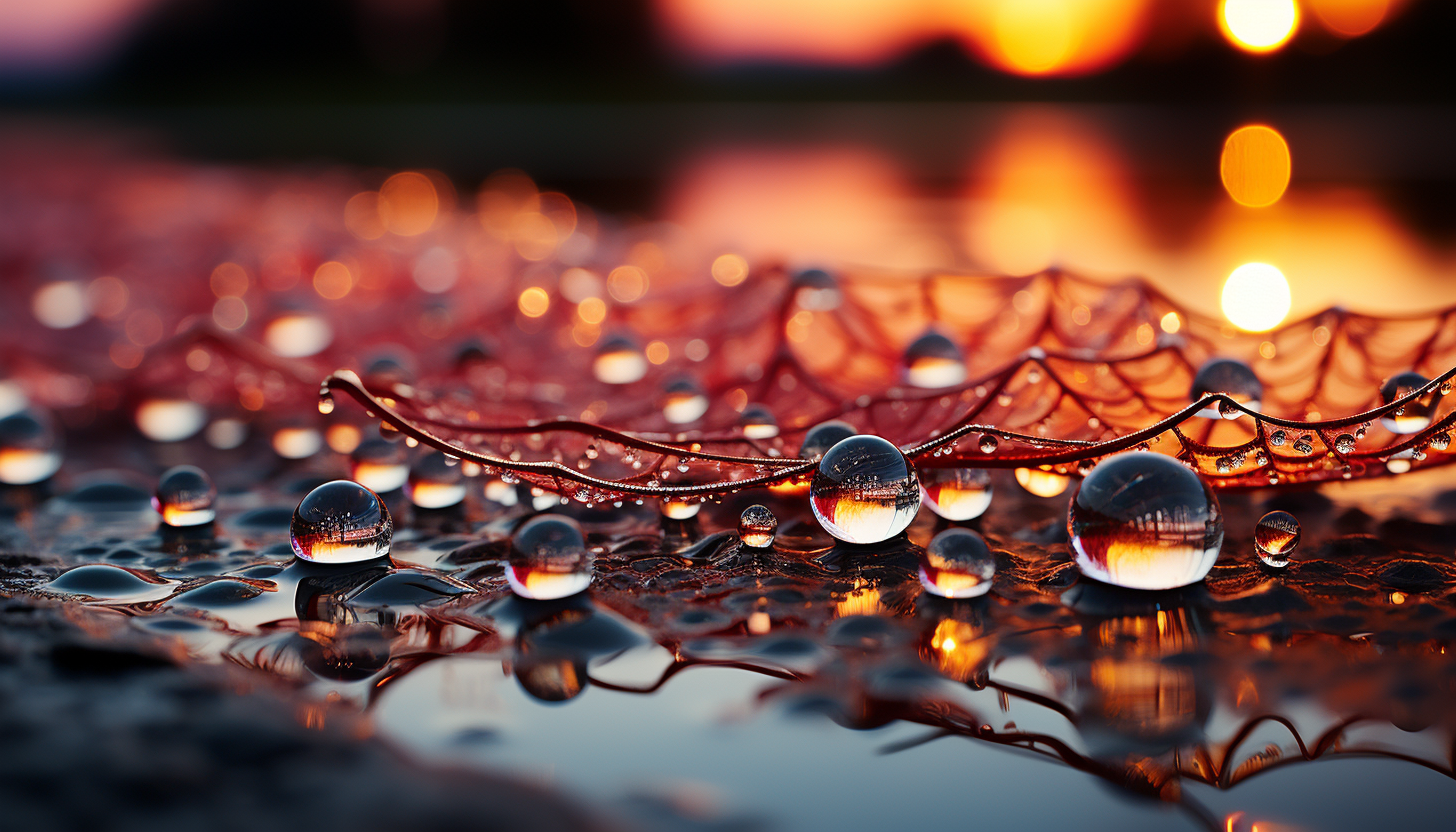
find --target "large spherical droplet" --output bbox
[594,335,648,384]
[739,504,778,548]
[351,438,410,493]
[1068,452,1223,590]
[1380,371,1442,434]
[810,435,920,544]
[903,330,967,389]
[290,480,393,564]
[409,452,466,509]
[799,420,857,461]
[1254,510,1300,568]
[1190,358,1262,418]
[919,528,995,599]
[153,465,216,527]
[0,408,62,485]
[508,515,594,600]
[738,403,779,439]
[920,467,992,521]
[661,376,709,424]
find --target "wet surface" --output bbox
[8,462,1456,832]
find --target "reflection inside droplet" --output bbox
[0,408,62,485]
[351,438,410,493]
[1254,510,1300,568]
[738,504,778,548]
[919,528,995,599]
[409,452,466,509]
[920,467,993,521]
[507,514,594,600]
[903,330,967,389]
[739,403,779,439]
[1068,452,1223,590]
[1015,467,1069,498]
[1190,357,1263,418]
[153,465,216,527]
[661,377,709,424]
[290,480,393,564]
[594,335,648,384]
[1380,371,1441,434]
[810,435,920,544]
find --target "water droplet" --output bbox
[1433,432,1451,451]
[1443,381,1453,396]
[1190,358,1262,417]
[317,391,335,415]
[1333,433,1356,454]
[810,435,920,544]
[0,408,62,485]
[507,514,594,600]
[1254,510,1300,568]
[1014,467,1069,498]
[1068,452,1223,590]
[1269,429,1286,447]
[409,452,466,509]
[351,438,410,493]
[153,465,216,527]
[594,335,648,384]
[1292,436,1314,455]
[1217,399,1243,420]
[738,403,779,439]
[1215,456,1233,473]
[919,528,994,599]
[738,504,777,548]
[920,467,992,521]
[45,564,171,602]
[903,330,967,389]
[290,480,393,564]
[659,498,701,520]
[661,376,709,424]
[135,398,208,442]
[792,268,842,310]
[799,419,858,461]
[1380,371,1442,434]
[978,434,999,454]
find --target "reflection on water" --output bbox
[11,465,1456,832]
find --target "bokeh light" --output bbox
[1220,125,1292,208]
[1222,262,1292,332]
[378,172,439,236]
[1309,0,1391,37]
[1220,0,1299,53]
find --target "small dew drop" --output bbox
[1269,429,1286,447]
[978,434,998,454]
[1255,510,1300,569]
[1333,433,1356,454]
[738,504,778,549]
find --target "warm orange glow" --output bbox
[711,253,750,286]
[1220,0,1299,53]
[210,262,249,297]
[1160,312,1181,334]
[646,341,671,364]
[1308,0,1389,37]
[344,191,387,240]
[378,172,439,236]
[1015,467,1070,497]
[313,261,353,300]
[607,266,648,303]
[512,212,559,261]
[953,0,1149,77]
[326,423,363,454]
[657,0,925,65]
[518,287,551,318]
[1221,125,1291,208]
[577,297,607,325]
[1222,262,1292,332]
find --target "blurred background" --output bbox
[3,0,1455,319]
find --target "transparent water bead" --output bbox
[1254,510,1301,568]
[791,268,842,311]
[594,335,648,384]
[1015,467,1069,498]
[1190,357,1262,418]
[810,435,920,544]
[1333,433,1356,454]
[903,330,967,389]
[738,504,778,548]
[799,419,858,461]
[1068,452,1224,590]
[920,467,993,521]
[408,452,466,509]
[738,403,779,439]
[290,480,393,565]
[1380,371,1443,434]
[661,376,709,424]
[0,408,63,485]
[153,465,216,527]
[351,438,410,493]
[659,497,702,520]
[507,515,594,600]
[919,528,995,599]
